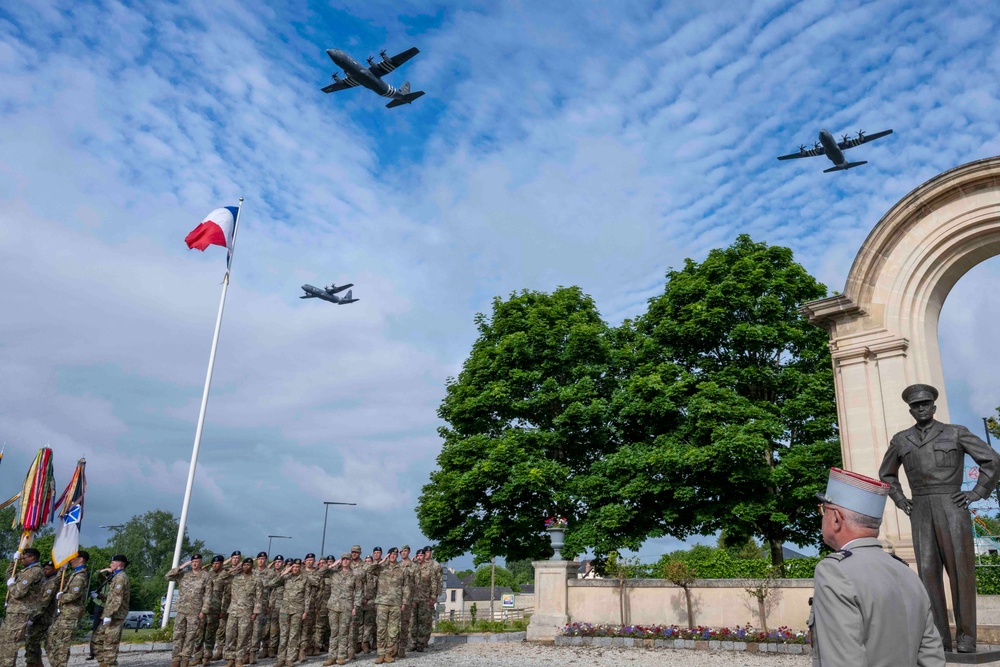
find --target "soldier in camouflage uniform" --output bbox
[44,551,90,667]
[92,555,130,667]
[298,554,318,657]
[359,547,381,654]
[214,552,242,661]
[273,559,311,667]
[201,555,229,663]
[23,561,58,667]
[346,546,363,660]
[312,557,331,653]
[249,552,273,660]
[264,557,285,659]
[0,548,47,667]
[320,554,361,666]
[223,559,261,667]
[395,547,415,659]
[411,550,435,652]
[167,555,211,667]
[367,548,410,665]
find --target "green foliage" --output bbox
[588,236,840,569]
[454,569,473,580]
[469,602,477,623]
[435,618,529,634]
[472,564,521,592]
[987,409,999,440]
[417,287,616,564]
[505,558,535,585]
[977,555,1000,594]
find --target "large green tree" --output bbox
[416,287,616,564]
[588,235,841,570]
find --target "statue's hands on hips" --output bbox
[952,490,979,508]
[894,497,913,515]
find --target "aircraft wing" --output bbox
[777,146,825,160]
[839,129,893,151]
[368,47,419,78]
[300,295,317,299]
[321,77,360,94]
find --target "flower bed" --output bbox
[562,623,808,644]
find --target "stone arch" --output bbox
[802,156,1000,558]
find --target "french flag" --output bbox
[185,207,239,264]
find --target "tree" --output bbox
[590,236,840,572]
[416,287,616,564]
[741,567,779,632]
[472,563,520,591]
[506,558,535,586]
[987,409,1000,441]
[663,560,697,628]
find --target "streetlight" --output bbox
[100,524,125,553]
[321,501,357,557]
[268,535,292,557]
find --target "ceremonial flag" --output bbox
[52,459,86,568]
[16,447,56,552]
[185,207,240,267]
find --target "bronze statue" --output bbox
[879,384,1000,653]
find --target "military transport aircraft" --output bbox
[322,47,425,108]
[300,283,359,305]
[777,129,893,172]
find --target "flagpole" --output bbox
[162,198,243,628]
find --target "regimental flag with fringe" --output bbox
[16,447,56,552]
[52,459,86,568]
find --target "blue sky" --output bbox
[1,0,999,568]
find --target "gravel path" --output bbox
[79,643,811,667]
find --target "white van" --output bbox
[123,611,154,629]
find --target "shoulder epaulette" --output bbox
[825,549,852,562]
[889,553,909,566]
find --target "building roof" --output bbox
[442,569,464,590]
[463,586,514,602]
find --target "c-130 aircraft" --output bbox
[322,47,425,108]
[300,283,359,305]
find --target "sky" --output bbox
[1,0,1000,569]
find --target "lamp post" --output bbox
[321,501,357,557]
[268,535,292,557]
[99,524,125,553]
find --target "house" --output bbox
[439,568,534,620]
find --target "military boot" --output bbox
[180,659,189,667]
[248,652,257,665]
[298,648,307,662]
[204,657,212,666]
[172,659,182,667]
[396,646,405,659]
[224,660,235,667]
[336,661,345,666]
[213,649,225,661]
[361,643,369,654]
[384,656,394,664]
[322,659,336,666]
[373,658,383,666]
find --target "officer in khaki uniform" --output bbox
[0,548,46,667]
[167,554,211,667]
[811,468,944,667]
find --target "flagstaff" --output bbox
[163,198,243,627]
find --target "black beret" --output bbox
[43,561,54,568]
[191,554,203,560]
[304,553,316,559]
[77,550,90,562]
[387,547,398,554]
[273,555,284,561]
[231,550,242,557]
[372,546,383,552]
[423,546,432,552]
[415,548,425,555]
[111,554,129,566]
[292,558,302,565]
[212,555,225,563]
[256,551,267,558]
[242,557,253,564]
[23,548,40,558]
[325,555,335,561]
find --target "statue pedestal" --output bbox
[526,560,579,641]
[944,648,1000,665]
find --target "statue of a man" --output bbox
[879,383,1000,653]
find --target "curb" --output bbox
[553,635,810,655]
[431,632,527,644]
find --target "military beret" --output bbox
[77,550,90,562]
[231,550,242,557]
[257,551,268,558]
[23,548,40,558]
[415,548,424,555]
[372,546,383,553]
[305,553,316,559]
[292,559,302,565]
[111,554,129,566]
[423,546,432,552]
[43,561,54,568]
[340,553,351,560]
[242,557,253,564]
[387,547,398,554]
[325,555,335,561]
[400,545,410,551]
[212,555,225,563]
[191,554,203,560]
[902,383,938,405]
[273,555,284,562]
[817,467,889,519]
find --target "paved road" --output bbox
[72,644,810,667]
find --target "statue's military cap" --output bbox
[350,545,362,553]
[902,384,938,405]
[212,555,225,563]
[816,467,889,519]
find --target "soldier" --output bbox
[250,552,273,661]
[214,552,242,661]
[167,554,212,667]
[223,558,262,667]
[273,559,311,667]
[812,468,944,666]
[312,557,332,653]
[264,556,285,660]
[200,555,228,664]
[410,550,433,653]
[44,550,90,667]
[396,547,415,659]
[0,548,46,667]
[299,553,318,658]
[92,554,130,667]
[367,548,410,665]
[321,554,360,667]
[359,547,381,654]
[87,570,113,661]
[24,560,58,667]
[346,545,363,661]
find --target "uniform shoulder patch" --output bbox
[889,553,909,566]
[824,549,852,562]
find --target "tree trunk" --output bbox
[757,596,768,633]
[768,538,785,576]
[684,586,694,629]
[490,557,496,622]
[618,577,625,626]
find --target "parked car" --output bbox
[123,611,154,629]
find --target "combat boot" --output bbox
[384,656,394,664]
[373,658,383,666]
[224,660,235,667]
[181,659,190,667]
[323,659,336,666]
[336,661,345,666]
[213,649,225,661]
[298,648,307,662]
[172,659,182,667]
[361,642,369,654]
[346,647,354,661]
[204,657,212,666]
[396,646,405,659]
[248,652,256,665]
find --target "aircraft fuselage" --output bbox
[819,129,845,166]
[327,49,401,98]
[302,284,343,303]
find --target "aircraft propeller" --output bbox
[367,54,375,66]
[814,142,821,150]
[798,144,807,152]
[842,134,851,143]
[857,129,866,139]
[380,49,388,59]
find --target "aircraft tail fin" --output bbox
[386,90,425,108]
[823,160,867,173]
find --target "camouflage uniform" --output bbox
[250,565,275,658]
[92,569,130,667]
[44,564,89,667]
[359,563,378,650]
[411,561,436,651]
[396,558,416,656]
[312,570,329,652]
[347,559,364,654]
[215,571,234,657]
[265,567,284,658]
[368,559,410,661]
[202,565,233,662]
[273,570,311,667]
[299,567,320,655]
[166,563,211,664]
[321,561,361,664]
[223,572,262,664]
[24,570,59,666]
[0,561,46,667]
